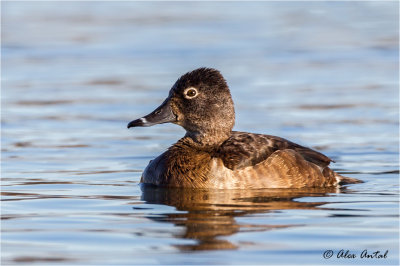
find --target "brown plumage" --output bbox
[217,131,333,170]
[127,68,362,189]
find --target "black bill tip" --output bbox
[127,98,176,129]
[127,118,145,128]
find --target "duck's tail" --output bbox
[336,173,363,186]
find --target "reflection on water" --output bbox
[141,186,339,251]
[2,1,399,265]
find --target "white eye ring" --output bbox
[183,87,199,99]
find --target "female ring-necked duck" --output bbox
[128,68,361,189]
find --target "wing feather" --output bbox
[217,131,332,170]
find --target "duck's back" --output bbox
[208,131,359,189]
[217,131,332,170]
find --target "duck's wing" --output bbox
[217,131,333,170]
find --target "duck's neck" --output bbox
[183,129,231,150]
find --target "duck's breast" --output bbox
[141,147,213,188]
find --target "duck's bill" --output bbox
[127,99,177,128]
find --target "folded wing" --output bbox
[217,131,333,170]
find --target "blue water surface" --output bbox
[2,1,399,265]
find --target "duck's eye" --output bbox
[183,87,198,99]
[187,89,196,97]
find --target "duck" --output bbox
[127,68,361,189]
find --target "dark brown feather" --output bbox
[217,131,333,170]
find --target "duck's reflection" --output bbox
[140,185,340,251]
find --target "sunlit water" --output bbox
[2,2,399,265]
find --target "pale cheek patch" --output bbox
[140,117,147,123]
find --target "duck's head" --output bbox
[128,68,235,146]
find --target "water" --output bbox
[2,1,399,265]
